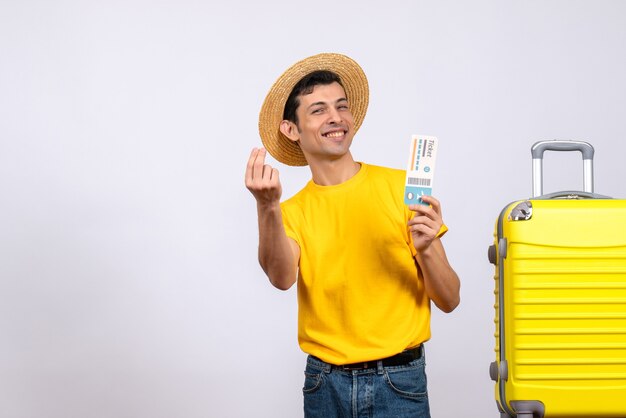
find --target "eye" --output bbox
[311,108,324,114]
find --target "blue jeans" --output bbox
[303,350,430,418]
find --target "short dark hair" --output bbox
[283,70,345,125]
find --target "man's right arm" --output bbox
[245,148,300,290]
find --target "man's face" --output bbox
[290,82,355,165]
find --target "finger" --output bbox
[408,215,438,231]
[409,223,435,237]
[408,202,432,212]
[262,164,274,181]
[409,204,435,219]
[266,168,281,191]
[252,148,267,180]
[245,148,260,184]
[410,202,443,224]
[270,167,280,184]
[419,195,441,215]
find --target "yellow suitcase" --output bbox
[489,141,626,417]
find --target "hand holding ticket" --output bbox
[404,135,438,205]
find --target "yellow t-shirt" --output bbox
[281,163,447,365]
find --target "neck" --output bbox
[308,153,361,186]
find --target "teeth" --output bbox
[325,131,343,138]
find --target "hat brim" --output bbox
[258,53,369,166]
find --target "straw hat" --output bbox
[258,53,369,166]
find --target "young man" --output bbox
[245,53,460,417]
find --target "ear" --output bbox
[279,120,300,143]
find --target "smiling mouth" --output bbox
[323,130,346,139]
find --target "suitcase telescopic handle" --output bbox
[531,140,595,197]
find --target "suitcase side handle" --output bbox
[531,140,595,197]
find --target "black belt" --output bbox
[334,345,423,371]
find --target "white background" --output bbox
[1,1,626,417]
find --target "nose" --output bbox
[327,106,343,124]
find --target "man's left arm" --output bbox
[408,196,460,313]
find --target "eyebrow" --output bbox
[306,97,348,110]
